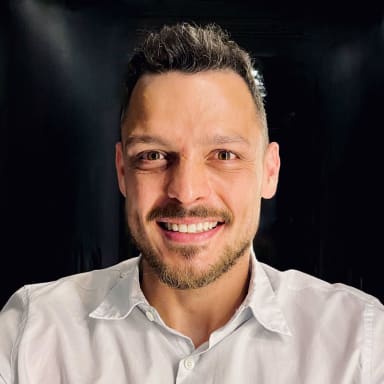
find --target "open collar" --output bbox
[245,249,292,336]
[89,257,147,320]
[89,251,292,337]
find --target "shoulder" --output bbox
[27,257,139,308]
[258,261,384,382]
[1,257,140,318]
[260,261,384,313]
[0,258,140,382]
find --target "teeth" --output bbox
[164,222,218,233]
[179,224,187,233]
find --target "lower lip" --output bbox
[160,223,223,243]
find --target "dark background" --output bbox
[1,0,384,307]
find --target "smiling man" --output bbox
[0,22,383,384]
[115,66,279,348]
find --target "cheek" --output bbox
[124,173,166,218]
[216,173,261,229]
[214,169,261,204]
[236,192,261,223]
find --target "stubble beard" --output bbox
[137,239,251,289]
[127,203,255,290]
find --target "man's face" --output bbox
[116,70,280,289]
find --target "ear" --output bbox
[115,142,127,197]
[261,142,280,199]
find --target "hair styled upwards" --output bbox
[120,22,267,126]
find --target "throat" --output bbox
[139,248,252,347]
[149,271,250,348]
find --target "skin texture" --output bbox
[115,70,280,346]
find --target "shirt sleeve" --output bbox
[371,301,384,383]
[0,287,29,384]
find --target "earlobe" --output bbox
[115,142,127,197]
[261,142,280,199]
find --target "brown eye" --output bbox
[132,150,168,171]
[140,151,165,161]
[217,150,235,160]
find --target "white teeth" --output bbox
[164,221,218,233]
[179,224,188,233]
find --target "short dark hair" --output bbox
[120,22,267,130]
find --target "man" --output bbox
[0,22,383,383]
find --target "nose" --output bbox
[166,158,211,205]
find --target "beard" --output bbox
[127,203,255,289]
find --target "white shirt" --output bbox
[1,252,383,384]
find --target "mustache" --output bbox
[146,203,233,224]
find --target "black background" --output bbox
[1,0,384,307]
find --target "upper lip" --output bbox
[156,218,225,224]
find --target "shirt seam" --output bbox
[362,302,374,384]
[10,286,30,383]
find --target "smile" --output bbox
[160,221,219,233]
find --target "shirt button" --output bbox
[145,311,155,322]
[184,357,195,370]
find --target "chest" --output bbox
[16,314,362,384]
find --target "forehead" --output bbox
[121,70,263,143]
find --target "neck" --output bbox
[140,253,251,348]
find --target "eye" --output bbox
[216,150,237,160]
[130,150,169,171]
[139,151,166,161]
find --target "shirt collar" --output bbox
[89,252,292,337]
[89,257,147,320]
[244,249,292,336]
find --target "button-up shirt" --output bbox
[1,252,383,383]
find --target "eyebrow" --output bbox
[208,134,250,146]
[124,133,250,149]
[124,135,171,149]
